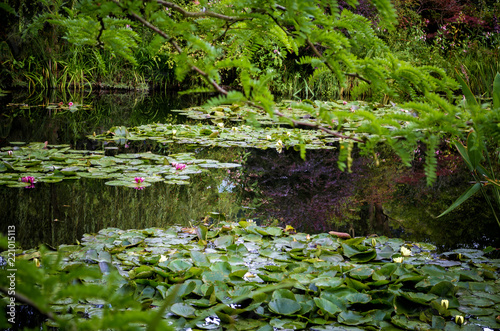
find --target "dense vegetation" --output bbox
[1,0,500,329]
[0,0,499,98]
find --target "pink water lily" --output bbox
[21,176,35,189]
[172,162,186,170]
[134,177,145,184]
[68,102,74,107]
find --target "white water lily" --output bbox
[266,135,272,140]
[159,255,168,263]
[276,139,284,153]
[172,129,177,135]
[441,299,449,309]
[393,257,403,263]
[231,126,238,131]
[400,246,411,256]
[217,122,224,129]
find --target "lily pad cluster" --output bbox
[0,142,241,188]
[8,101,89,113]
[90,100,418,153]
[22,222,500,330]
[91,123,337,152]
[170,100,410,127]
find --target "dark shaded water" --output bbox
[1,89,499,252]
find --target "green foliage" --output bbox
[2,224,499,330]
[438,73,500,226]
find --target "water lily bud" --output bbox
[34,258,41,268]
[371,238,377,247]
[286,132,291,137]
[441,299,449,309]
[266,135,272,140]
[7,150,12,156]
[455,315,464,325]
[172,129,177,135]
[400,246,411,256]
[393,257,403,263]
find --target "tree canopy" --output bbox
[51,0,498,185]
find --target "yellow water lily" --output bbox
[400,246,412,256]
[455,315,464,325]
[441,299,449,309]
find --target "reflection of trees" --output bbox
[241,146,500,250]
[386,166,500,251]
[0,90,209,147]
[241,148,367,233]
[0,145,243,249]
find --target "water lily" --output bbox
[21,176,36,188]
[441,299,449,309]
[7,150,13,156]
[159,255,168,263]
[134,177,145,184]
[455,315,465,325]
[343,101,347,105]
[231,127,238,131]
[400,246,412,256]
[266,135,272,140]
[172,129,177,135]
[393,257,403,263]
[276,140,283,153]
[172,162,186,170]
[217,122,224,129]
[68,102,73,107]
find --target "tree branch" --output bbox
[273,110,365,142]
[157,0,249,21]
[306,39,372,85]
[110,0,228,95]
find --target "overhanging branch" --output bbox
[110,0,228,95]
[157,0,249,21]
[306,39,372,84]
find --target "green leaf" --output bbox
[170,303,196,318]
[268,298,302,315]
[313,297,341,315]
[437,182,482,217]
[455,70,478,107]
[493,72,500,110]
[466,132,482,170]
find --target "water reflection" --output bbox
[241,148,500,251]
[0,162,246,249]
[1,90,499,252]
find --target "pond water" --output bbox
[1,90,499,252]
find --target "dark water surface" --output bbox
[1,90,499,252]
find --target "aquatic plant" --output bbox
[1,222,499,329]
[0,143,241,188]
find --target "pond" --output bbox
[0,89,499,253]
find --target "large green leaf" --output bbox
[455,70,478,107]
[437,182,482,217]
[493,72,500,110]
[268,298,302,315]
